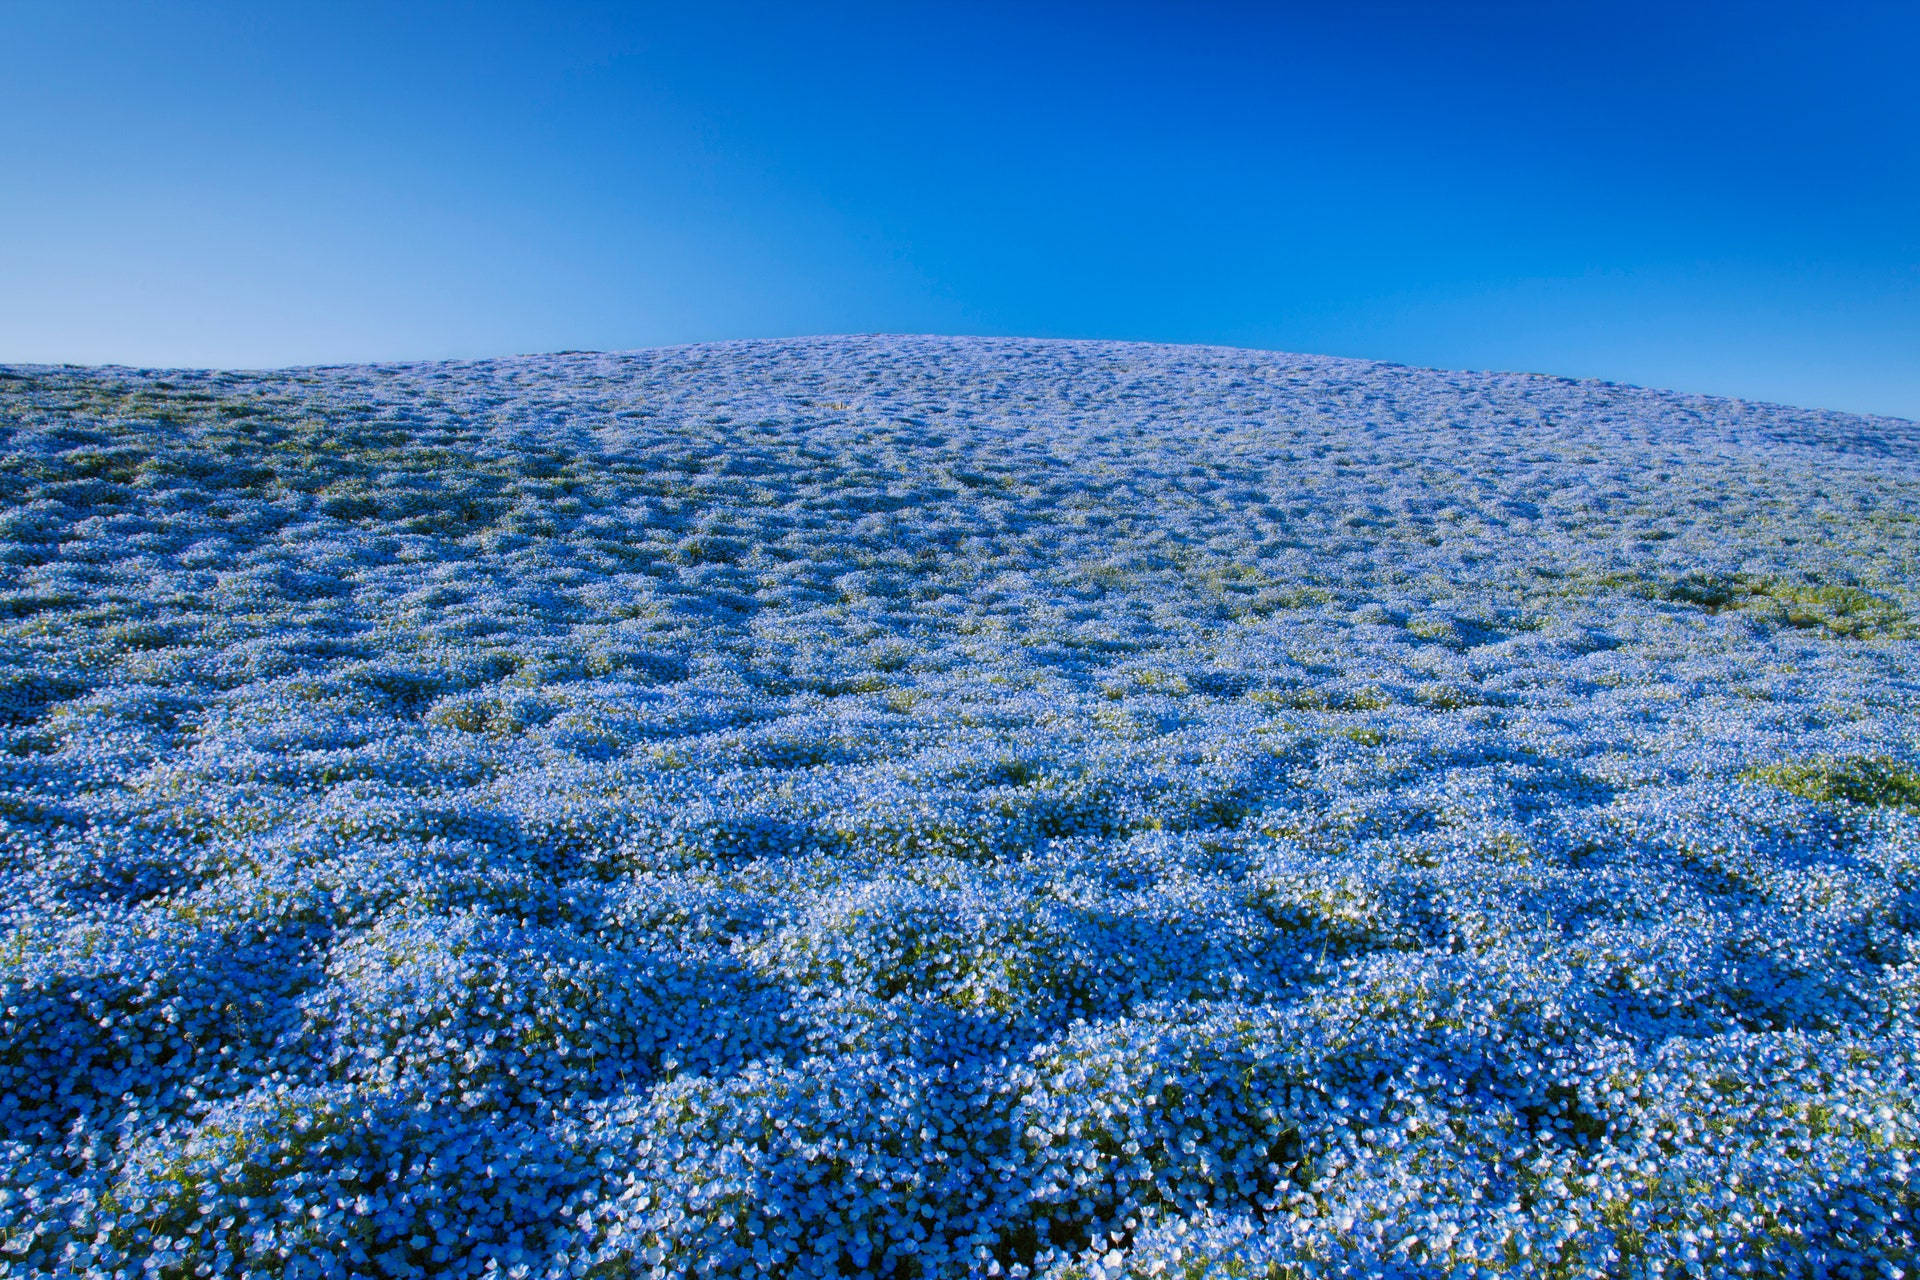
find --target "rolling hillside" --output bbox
[2,336,1917,1277]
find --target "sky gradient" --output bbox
[4,0,1916,418]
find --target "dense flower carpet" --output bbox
[1,336,1916,1277]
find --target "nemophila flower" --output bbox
[0,337,1916,1275]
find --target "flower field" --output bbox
[1,335,1916,1278]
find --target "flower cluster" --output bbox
[1,337,1917,1277]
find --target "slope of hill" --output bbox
[2,336,1917,1276]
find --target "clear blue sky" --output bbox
[4,1,1916,418]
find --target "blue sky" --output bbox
[4,1,1916,418]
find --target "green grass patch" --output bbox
[1741,755,1920,811]
[1551,569,1912,640]
[1666,572,1909,637]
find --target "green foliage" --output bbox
[1742,755,1920,811]
[1659,573,1909,638]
